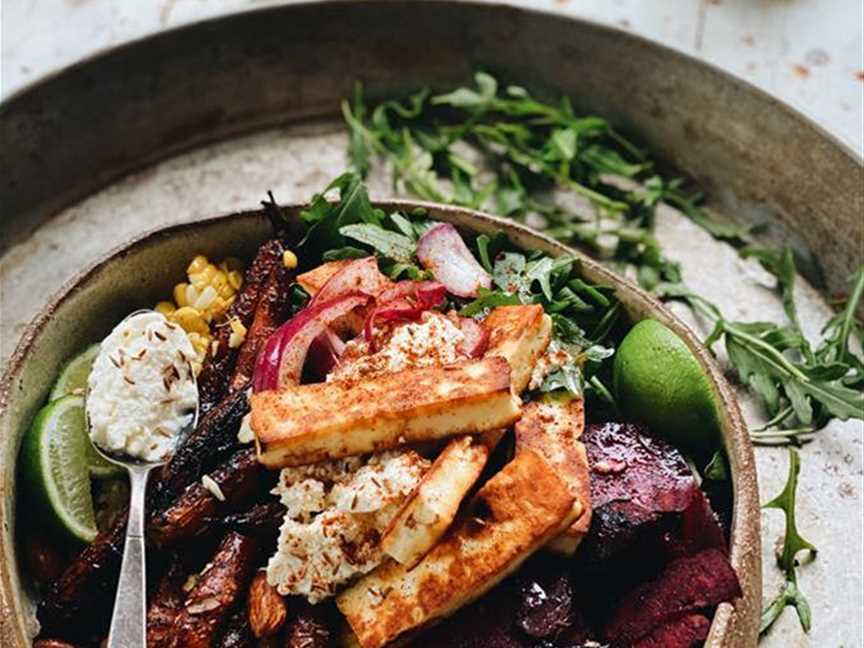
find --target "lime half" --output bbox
[49,344,100,400]
[613,319,720,459]
[21,395,98,543]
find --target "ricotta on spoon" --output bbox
[87,311,197,462]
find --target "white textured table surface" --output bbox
[1,2,863,647]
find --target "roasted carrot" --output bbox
[228,261,295,393]
[150,449,264,548]
[157,387,250,505]
[146,560,188,648]
[37,512,127,640]
[198,239,284,412]
[172,532,259,648]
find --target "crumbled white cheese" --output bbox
[328,311,466,382]
[266,451,429,603]
[87,311,197,462]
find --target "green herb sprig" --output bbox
[760,449,817,635]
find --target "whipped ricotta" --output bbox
[328,311,466,382]
[87,311,197,462]
[266,451,430,603]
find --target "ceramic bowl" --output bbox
[0,202,761,646]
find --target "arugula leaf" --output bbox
[661,283,864,434]
[760,449,817,635]
[432,71,499,111]
[816,265,864,367]
[741,246,807,348]
[322,246,370,261]
[458,288,521,317]
[339,224,416,263]
[704,451,729,481]
[298,172,384,257]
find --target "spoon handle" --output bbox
[107,465,151,648]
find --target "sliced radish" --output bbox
[417,223,492,298]
[457,317,489,358]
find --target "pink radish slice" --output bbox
[417,223,492,298]
[457,317,489,358]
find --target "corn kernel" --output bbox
[171,306,208,335]
[282,250,298,269]
[228,318,248,349]
[154,301,176,316]
[187,255,209,276]
[174,283,190,307]
[185,284,200,309]
[194,285,219,311]
[227,270,243,291]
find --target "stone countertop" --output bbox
[1,2,862,647]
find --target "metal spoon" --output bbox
[86,310,199,648]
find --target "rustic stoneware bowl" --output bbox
[0,203,761,646]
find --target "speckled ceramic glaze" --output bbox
[0,203,761,647]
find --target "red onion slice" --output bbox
[363,281,447,345]
[253,294,368,392]
[417,223,492,298]
[305,328,347,381]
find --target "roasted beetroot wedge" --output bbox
[604,548,742,645]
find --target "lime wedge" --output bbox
[613,319,719,459]
[49,344,100,400]
[20,395,99,543]
[48,344,122,478]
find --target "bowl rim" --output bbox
[0,200,761,646]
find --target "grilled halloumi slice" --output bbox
[515,396,592,555]
[337,448,579,648]
[381,436,489,568]
[251,357,521,468]
[482,304,552,394]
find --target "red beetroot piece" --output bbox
[578,422,725,574]
[632,614,711,648]
[604,548,742,645]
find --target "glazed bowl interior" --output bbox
[0,202,760,646]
